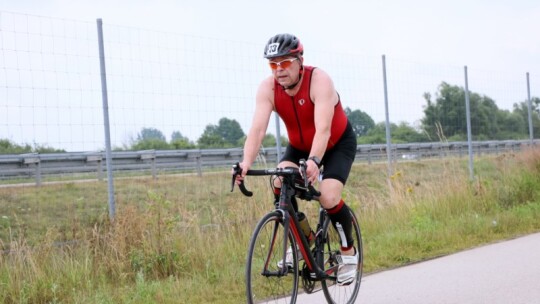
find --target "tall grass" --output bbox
[1,149,540,303]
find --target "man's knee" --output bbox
[319,179,344,209]
[320,192,341,209]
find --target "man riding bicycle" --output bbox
[236,33,358,285]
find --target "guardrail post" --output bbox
[140,150,157,179]
[97,159,103,180]
[152,157,156,179]
[196,151,202,177]
[35,161,41,186]
[23,154,41,186]
[86,153,104,181]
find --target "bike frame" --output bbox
[236,161,362,304]
[271,174,333,281]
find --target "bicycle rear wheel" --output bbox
[246,211,299,304]
[320,209,363,304]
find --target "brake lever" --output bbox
[231,163,240,192]
[299,159,321,199]
[299,159,309,188]
[231,163,253,197]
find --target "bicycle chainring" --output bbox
[301,263,316,293]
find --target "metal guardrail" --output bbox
[0,140,538,185]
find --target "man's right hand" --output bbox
[234,161,250,185]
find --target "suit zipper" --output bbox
[291,96,304,145]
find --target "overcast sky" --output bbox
[2,0,538,72]
[1,0,539,151]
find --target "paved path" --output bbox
[298,232,540,303]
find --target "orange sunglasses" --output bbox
[268,58,298,70]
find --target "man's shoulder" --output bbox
[262,75,274,85]
[310,67,333,85]
[257,76,276,100]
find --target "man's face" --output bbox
[268,56,302,88]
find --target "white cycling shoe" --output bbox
[336,248,359,286]
[276,246,303,269]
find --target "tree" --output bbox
[421,83,467,140]
[197,125,227,148]
[356,122,388,144]
[357,122,429,144]
[345,107,375,137]
[0,139,32,154]
[137,127,166,142]
[262,134,289,147]
[171,131,188,142]
[216,118,245,146]
[494,110,526,139]
[236,133,289,148]
[132,127,169,150]
[132,139,170,150]
[513,97,540,138]
[420,82,523,141]
[170,131,196,149]
[392,122,430,143]
[32,144,65,153]
[197,118,245,148]
[0,139,65,154]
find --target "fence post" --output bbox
[274,113,282,164]
[97,19,116,220]
[464,66,474,181]
[382,55,393,179]
[526,72,534,144]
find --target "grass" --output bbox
[1,149,540,303]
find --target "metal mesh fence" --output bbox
[1,11,539,218]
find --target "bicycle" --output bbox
[231,159,363,304]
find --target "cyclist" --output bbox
[236,33,358,285]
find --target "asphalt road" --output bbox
[298,232,540,304]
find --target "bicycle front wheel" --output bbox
[320,209,363,304]
[246,211,299,304]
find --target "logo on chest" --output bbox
[298,99,305,106]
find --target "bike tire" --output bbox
[320,209,363,304]
[246,211,299,304]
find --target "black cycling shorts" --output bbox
[280,122,357,185]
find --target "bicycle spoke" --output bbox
[246,212,298,304]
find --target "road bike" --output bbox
[231,159,363,304]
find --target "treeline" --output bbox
[0,140,65,154]
[119,117,289,151]
[108,81,540,150]
[356,82,539,144]
[1,82,538,154]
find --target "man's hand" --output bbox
[305,159,320,184]
[233,161,250,185]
